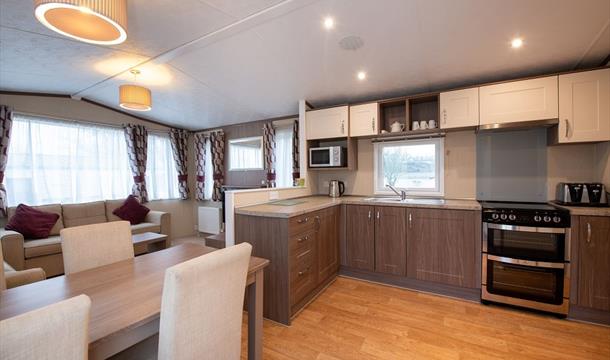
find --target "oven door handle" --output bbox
[487,255,565,269]
[485,223,566,234]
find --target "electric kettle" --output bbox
[329,180,345,198]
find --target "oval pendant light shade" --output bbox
[119,85,152,112]
[34,0,127,45]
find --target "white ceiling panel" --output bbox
[1,0,609,129]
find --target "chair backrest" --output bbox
[60,221,134,275]
[158,243,252,360]
[0,245,6,291]
[0,294,91,360]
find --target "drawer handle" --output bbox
[297,217,309,224]
[298,267,310,276]
[297,236,309,243]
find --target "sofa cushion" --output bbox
[112,195,150,225]
[6,204,61,239]
[130,222,161,235]
[7,204,63,236]
[105,199,124,222]
[62,201,107,228]
[23,236,62,259]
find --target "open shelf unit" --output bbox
[379,93,440,134]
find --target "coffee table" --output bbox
[132,232,169,255]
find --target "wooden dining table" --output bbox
[0,243,269,360]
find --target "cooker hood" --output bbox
[477,118,559,132]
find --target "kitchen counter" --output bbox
[550,203,610,217]
[235,196,481,218]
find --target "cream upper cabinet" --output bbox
[306,106,348,140]
[557,68,610,143]
[439,88,479,129]
[349,102,379,137]
[479,76,558,125]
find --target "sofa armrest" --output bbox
[5,268,46,289]
[0,229,25,270]
[145,211,171,238]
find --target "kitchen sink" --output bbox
[362,197,446,205]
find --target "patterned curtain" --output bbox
[262,122,276,188]
[194,133,207,201]
[0,106,13,216]
[123,124,149,203]
[292,120,300,185]
[169,128,190,200]
[210,130,225,201]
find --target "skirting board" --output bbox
[339,266,481,302]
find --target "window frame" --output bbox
[373,137,444,197]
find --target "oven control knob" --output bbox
[543,216,551,222]
[508,214,516,221]
[500,214,507,220]
[553,216,561,223]
[491,213,499,220]
[534,215,542,222]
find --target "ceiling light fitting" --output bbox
[119,70,152,112]
[511,37,524,49]
[357,71,366,81]
[323,17,335,30]
[34,0,127,45]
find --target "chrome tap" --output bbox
[386,184,407,201]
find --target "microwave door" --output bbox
[310,148,331,167]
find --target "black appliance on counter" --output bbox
[480,202,571,316]
[555,182,608,206]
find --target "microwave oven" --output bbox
[309,146,346,167]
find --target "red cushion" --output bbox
[112,195,150,225]
[6,204,60,239]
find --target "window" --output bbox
[146,133,180,200]
[204,139,213,199]
[274,124,294,188]
[374,138,444,196]
[6,113,181,206]
[6,114,133,206]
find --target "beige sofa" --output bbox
[0,200,170,277]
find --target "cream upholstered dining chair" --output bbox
[157,242,253,360]
[60,221,134,275]
[0,294,91,359]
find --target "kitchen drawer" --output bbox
[290,249,315,306]
[289,214,316,236]
[290,230,315,258]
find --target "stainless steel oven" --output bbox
[480,202,571,315]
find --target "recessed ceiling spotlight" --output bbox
[323,17,334,30]
[511,37,524,49]
[357,71,366,81]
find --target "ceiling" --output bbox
[1,0,609,131]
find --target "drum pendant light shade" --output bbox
[119,85,152,112]
[34,0,127,45]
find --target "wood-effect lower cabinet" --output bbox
[406,208,479,288]
[235,206,340,325]
[574,216,610,312]
[345,205,406,276]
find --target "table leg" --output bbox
[247,270,263,360]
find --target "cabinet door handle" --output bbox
[298,267,310,276]
[587,222,592,244]
[297,236,308,243]
[297,217,308,224]
[368,210,372,220]
[443,109,447,124]
[341,120,345,134]
[372,118,375,131]
[408,213,412,229]
[565,119,570,138]
[376,211,380,220]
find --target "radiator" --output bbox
[198,206,222,234]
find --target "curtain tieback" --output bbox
[292,171,300,179]
[196,175,205,182]
[133,175,145,183]
[177,175,188,182]
[213,173,224,181]
[266,172,276,181]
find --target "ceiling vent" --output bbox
[339,36,364,51]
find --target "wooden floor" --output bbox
[241,277,610,360]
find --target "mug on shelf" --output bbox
[419,120,428,129]
[412,121,420,130]
[428,119,437,129]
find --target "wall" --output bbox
[222,119,268,187]
[0,94,197,238]
[317,130,478,199]
[594,141,610,188]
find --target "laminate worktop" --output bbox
[235,196,481,218]
[550,203,610,217]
